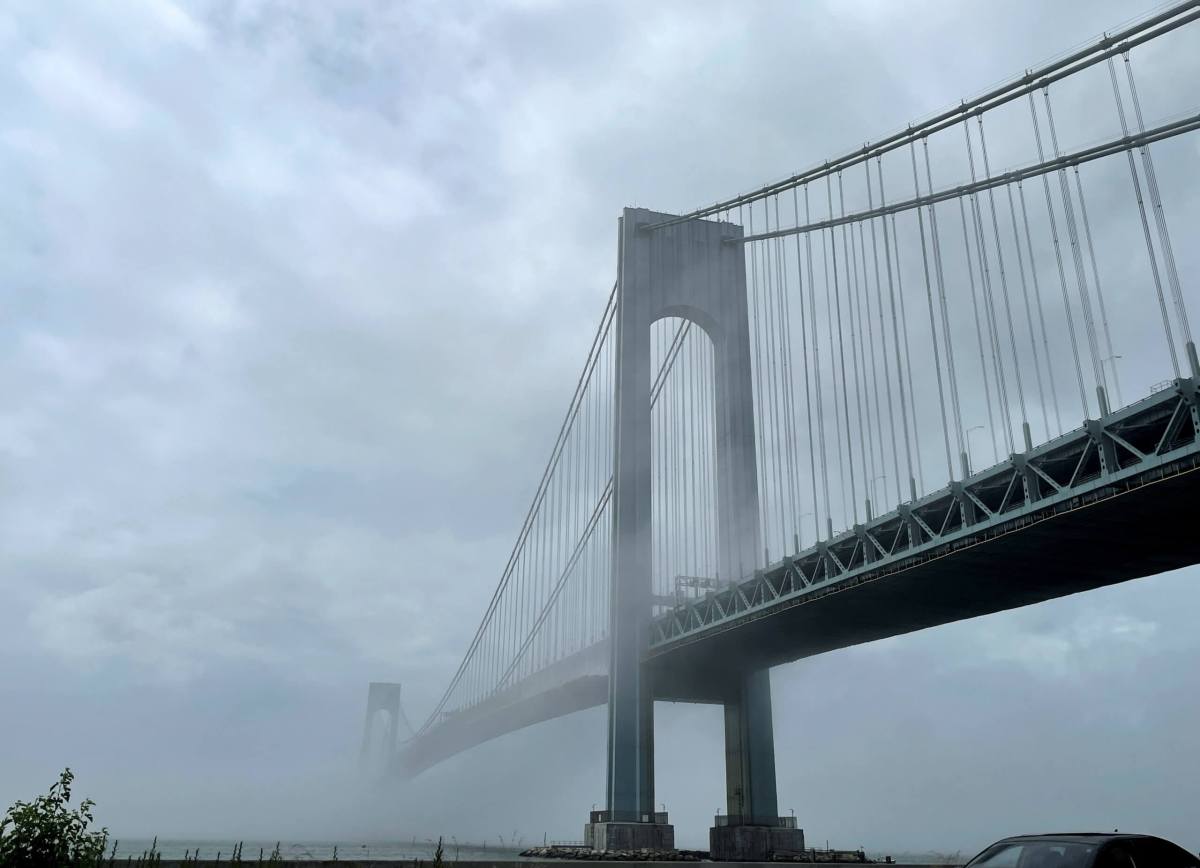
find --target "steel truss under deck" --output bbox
[650,379,1200,652]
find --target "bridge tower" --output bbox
[587,208,802,858]
[360,681,404,771]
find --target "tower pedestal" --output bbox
[709,816,805,861]
[584,811,674,852]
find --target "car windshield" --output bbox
[966,841,1098,868]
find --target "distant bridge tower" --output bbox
[360,682,405,771]
[587,208,802,858]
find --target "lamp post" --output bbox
[797,511,815,550]
[870,474,888,509]
[1102,354,1124,408]
[965,425,986,475]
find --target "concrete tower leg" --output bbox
[711,670,804,860]
[588,208,671,852]
[723,668,778,825]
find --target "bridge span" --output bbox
[384,3,1200,858]
[397,381,1199,767]
[649,382,1200,696]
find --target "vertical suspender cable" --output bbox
[774,197,803,551]
[1043,87,1108,414]
[922,137,968,471]
[976,115,1032,450]
[793,187,821,545]
[700,230,710,573]
[877,158,918,501]
[858,220,888,508]
[549,427,558,665]
[692,291,703,582]
[958,195,999,466]
[1123,51,1197,377]
[865,162,902,505]
[767,200,784,558]
[964,119,1015,454]
[892,211,924,494]
[762,201,787,555]
[807,185,833,539]
[689,225,702,578]
[851,221,876,512]
[909,139,956,481]
[824,176,849,529]
[1004,181,1051,440]
[585,347,594,642]
[700,224,712,578]
[1028,91,1090,418]
[681,226,691,582]
[841,173,873,519]
[537,461,547,672]
[746,204,770,563]
[831,173,859,526]
[1071,166,1122,406]
[551,442,561,663]
[677,325,684,579]
[1106,56,1179,379]
[572,382,582,653]
[657,321,667,593]
[1016,181,1063,436]
[756,207,774,558]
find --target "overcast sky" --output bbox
[2,0,1199,858]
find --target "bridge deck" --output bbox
[400,382,1199,770]
[398,640,608,775]
[648,381,1200,700]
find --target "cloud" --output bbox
[0,0,1198,856]
[971,610,1160,679]
[28,572,272,682]
[19,48,146,132]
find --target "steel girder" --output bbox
[649,378,1200,652]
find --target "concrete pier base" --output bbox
[709,818,805,861]
[584,811,674,851]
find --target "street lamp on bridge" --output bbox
[965,425,986,476]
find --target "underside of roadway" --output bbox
[648,460,1200,703]
[398,641,609,776]
[399,460,1199,774]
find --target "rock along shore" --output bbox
[519,845,880,863]
[521,846,710,861]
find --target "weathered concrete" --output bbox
[584,820,675,852]
[709,824,806,862]
[525,846,705,861]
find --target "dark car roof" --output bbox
[1002,833,1153,844]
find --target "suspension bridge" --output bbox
[368,3,1200,858]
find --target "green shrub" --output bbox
[0,768,109,868]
